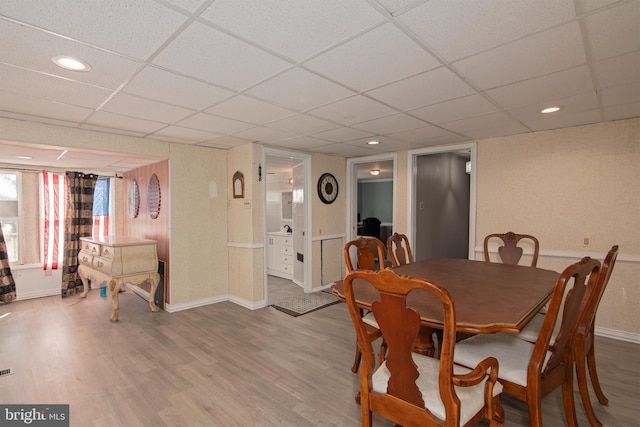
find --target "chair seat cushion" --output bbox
[362,311,379,328]
[372,352,503,425]
[514,312,560,344]
[454,333,551,387]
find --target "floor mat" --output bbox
[272,292,340,317]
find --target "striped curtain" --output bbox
[0,223,16,303]
[92,177,110,239]
[41,171,66,270]
[61,172,97,297]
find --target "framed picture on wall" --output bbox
[233,171,244,199]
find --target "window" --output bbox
[0,171,20,263]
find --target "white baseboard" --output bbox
[15,288,60,301]
[595,326,640,344]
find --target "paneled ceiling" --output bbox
[0,0,638,172]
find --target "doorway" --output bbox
[408,143,477,261]
[263,148,312,304]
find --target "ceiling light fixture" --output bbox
[52,55,91,71]
[367,140,380,145]
[16,155,33,160]
[538,106,562,114]
[370,169,380,176]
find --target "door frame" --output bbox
[263,148,312,300]
[407,142,477,260]
[346,153,397,242]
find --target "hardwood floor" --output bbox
[1,290,638,426]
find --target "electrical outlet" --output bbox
[583,237,591,247]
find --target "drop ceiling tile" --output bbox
[365,67,475,111]
[375,0,424,14]
[409,94,498,124]
[199,0,385,61]
[176,112,253,134]
[440,111,530,139]
[584,1,640,61]
[161,0,208,13]
[0,0,188,59]
[577,0,624,13]
[304,22,440,91]
[398,0,576,62]
[386,125,460,143]
[206,95,295,125]
[124,66,235,110]
[352,113,430,135]
[265,114,338,135]
[0,63,112,109]
[311,142,379,158]
[153,21,291,91]
[310,127,373,143]
[0,91,93,123]
[151,125,223,142]
[79,123,148,138]
[246,68,355,111]
[101,92,195,123]
[232,126,294,143]
[148,134,199,145]
[0,111,82,129]
[603,102,640,121]
[511,106,602,132]
[593,51,640,88]
[85,111,167,134]
[486,66,594,109]
[454,22,586,90]
[507,92,599,122]
[600,82,640,107]
[200,135,253,148]
[309,95,397,126]
[0,19,142,89]
[270,135,333,150]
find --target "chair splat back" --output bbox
[344,236,386,272]
[483,231,539,267]
[344,269,504,426]
[386,232,414,267]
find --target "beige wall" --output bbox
[474,118,639,337]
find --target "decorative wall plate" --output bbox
[127,179,139,218]
[317,172,338,204]
[147,173,161,219]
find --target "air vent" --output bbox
[0,367,13,377]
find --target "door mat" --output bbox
[272,292,340,317]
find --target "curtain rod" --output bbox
[0,164,123,179]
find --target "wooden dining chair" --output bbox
[343,237,387,373]
[386,232,414,267]
[574,245,618,427]
[483,231,539,267]
[514,246,618,426]
[454,256,601,427]
[344,269,504,427]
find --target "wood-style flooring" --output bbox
[0,282,638,426]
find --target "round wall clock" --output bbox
[127,179,139,218]
[317,172,339,204]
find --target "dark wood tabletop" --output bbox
[332,258,560,334]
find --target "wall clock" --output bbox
[317,172,338,204]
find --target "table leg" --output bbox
[413,326,435,357]
[78,266,91,298]
[108,279,122,322]
[147,272,161,313]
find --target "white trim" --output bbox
[165,294,229,312]
[312,234,344,241]
[407,142,477,260]
[227,242,264,249]
[595,326,640,344]
[477,247,640,263]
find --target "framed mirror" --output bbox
[233,171,244,199]
[127,179,140,218]
[148,173,161,219]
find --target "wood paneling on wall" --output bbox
[123,160,170,304]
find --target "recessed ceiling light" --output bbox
[16,155,33,160]
[369,169,380,176]
[52,55,91,71]
[538,106,562,114]
[367,140,380,145]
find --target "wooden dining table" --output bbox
[332,258,560,356]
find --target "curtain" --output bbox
[0,223,17,303]
[61,172,97,297]
[41,171,66,270]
